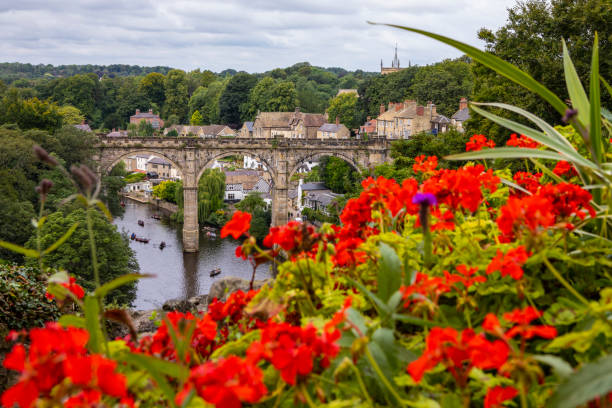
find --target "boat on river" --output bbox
[202,226,217,232]
[210,268,221,277]
[159,241,166,250]
[138,220,145,226]
[134,237,149,243]
[151,214,161,220]
[206,231,217,238]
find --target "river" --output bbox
[113,200,271,310]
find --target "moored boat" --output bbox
[138,220,144,226]
[209,268,221,277]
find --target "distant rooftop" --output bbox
[301,182,327,191]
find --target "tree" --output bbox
[0,89,63,132]
[58,105,85,125]
[466,0,612,141]
[116,78,148,126]
[198,168,225,224]
[409,58,473,117]
[235,192,266,214]
[249,207,271,242]
[389,129,467,170]
[139,72,166,108]
[219,73,257,125]
[164,69,189,123]
[0,197,35,263]
[319,156,360,194]
[54,125,97,168]
[327,93,359,130]
[137,119,154,137]
[153,180,179,204]
[50,74,99,119]
[190,110,203,125]
[26,208,138,305]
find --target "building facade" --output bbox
[317,121,350,139]
[130,109,164,129]
[376,100,440,139]
[451,98,470,132]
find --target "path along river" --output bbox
[113,200,271,310]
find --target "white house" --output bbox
[123,181,153,198]
[225,183,244,201]
[243,155,268,171]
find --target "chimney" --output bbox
[81,119,86,125]
[135,109,140,114]
[430,104,437,116]
[380,104,385,115]
[416,106,424,116]
[388,102,394,111]
[149,109,153,114]
[459,97,468,110]
[367,116,371,121]
[395,103,402,112]
[335,116,339,125]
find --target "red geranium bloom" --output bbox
[176,356,267,408]
[413,155,438,173]
[45,276,85,300]
[496,195,556,241]
[512,171,542,195]
[539,182,595,221]
[506,133,539,148]
[466,134,496,151]
[553,160,578,178]
[503,306,557,339]
[221,211,252,239]
[486,246,530,280]
[485,386,518,408]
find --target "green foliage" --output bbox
[124,172,146,184]
[235,192,266,214]
[137,119,154,137]
[319,156,361,194]
[26,209,138,305]
[243,77,298,121]
[139,72,166,108]
[249,207,271,242]
[390,129,467,170]
[0,197,35,263]
[164,69,189,123]
[465,0,611,140]
[409,58,473,117]
[327,92,360,129]
[198,169,226,224]
[219,72,258,125]
[153,180,180,204]
[190,110,203,125]
[0,89,63,132]
[58,105,85,125]
[0,264,59,330]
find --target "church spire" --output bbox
[392,43,400,69]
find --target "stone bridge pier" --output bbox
[94,137,389,252]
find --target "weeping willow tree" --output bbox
[198,168,225,224]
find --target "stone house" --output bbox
[251,108,326,139]
[164,125,235,138]
[243,155,267,171]
[239,121,254,138]
[431,115,451,134]
[359,117,377,138]
[74,121,92,132]
[451,98,470,132]
[146,157,172,179]
[317,120,350,139]
[304,190,342,216]
[376,100,440,139]
[224,170,262,201]
[288,108,326,139]
[130,109,164,129]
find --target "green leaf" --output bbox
[95,274,151,299]
[121,352,181,406]
[446,147,569,163]
[369,22,568,115]
[348,277,391,318]
[43,222,79,255]
[0,240,39,258]
[93,199,113,222]
[84,296,103,353]
[392,313,437,327]
[563,40,590,129]
[471,103,579,156]
[58,315,86,329]
[589,33,602,168]
[601,76,612,99]
[548,354,612,408]
[377,243,402,302]
[534,354,573,379]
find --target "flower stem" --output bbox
[364,347,404,407]
[543,257,589,307]
[300,384,318,408]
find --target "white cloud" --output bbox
[0,0,517,72]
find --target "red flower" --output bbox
[496,195,556,241]
[553,161,578,178]
[46,276,86,301]
[176,356,267,408]
[221,211,252,239]
[506,133,539,148]
[503,306,557,340]
[466,134,496,151]
[539,183,595,221]
[413,155,438,173]
[486,246,530,280]
[485,386,518,408]
[512,171,542,195]
[1,324,127,408]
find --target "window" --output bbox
[228,194,235,200]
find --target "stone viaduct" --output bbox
[94,136,389,252]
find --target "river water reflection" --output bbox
[113,201,271,310]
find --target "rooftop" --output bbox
[451,107,470,122]
[319,123,346,133]
[301,182,327,191]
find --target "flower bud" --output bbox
[33,145,58,167]
[70,165,92,192]
[562,108,578,124]
[35,179,54,200]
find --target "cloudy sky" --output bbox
[0,0,518,73]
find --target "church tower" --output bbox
[381,44,406,75]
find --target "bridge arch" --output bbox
[289,151,361,181]
[198,150,277,186]
[100,149,184,177]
